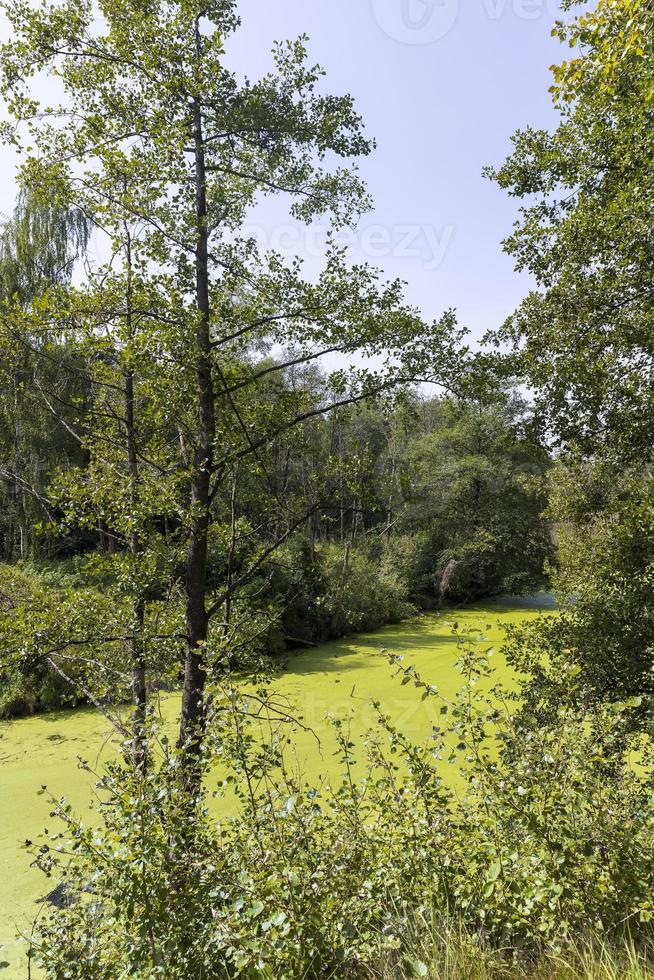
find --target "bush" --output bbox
[503,466,654,735]
[0,539,419,719]
[26,632,654,978]
[0,563,87,718]
[320,541,416,637]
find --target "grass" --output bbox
[372,924,654,979]
[0,598,548,978]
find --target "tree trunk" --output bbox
[386,457,397,539]
[124,225,148,767]
[223,475,237,643]
[13,360,28,560]
[178,69,216,766]
[125,368,147,756]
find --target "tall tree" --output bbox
[487,0,654,730]
[0,0,465,773]
[0,190,88,560]
[486,0,654,462]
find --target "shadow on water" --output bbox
[491,592,557,610]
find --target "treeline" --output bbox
[0,160,552,720]
[0,241,551,716]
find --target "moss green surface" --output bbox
[0,598,549,977]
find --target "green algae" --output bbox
[0,599,548,978]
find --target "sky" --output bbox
[0,0,567,344]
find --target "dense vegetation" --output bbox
[1,0,654,976]
[0,382,552,718]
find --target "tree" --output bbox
[487,0,654,729]
[505,460,654,734]
[0,190,89,560]
[486,0,654,462]
[397,393,552,601]
[0,0,465,774]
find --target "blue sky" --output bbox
[0,0,567,343]
[225,0,566,343]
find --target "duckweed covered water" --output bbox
[0,598,549,978]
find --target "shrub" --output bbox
[320,541,416,637]
[503,466,654,736]
[0,563,86,718]
[26,632,654,978]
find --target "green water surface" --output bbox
[0,598,549,977]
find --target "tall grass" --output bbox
[370,915,654,979]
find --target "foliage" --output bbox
[2,0,654,977]
[0,557,184,721]
[0,387,552,717]
[0,563,85,717]
[320,540,416,636]
[0,190,89,561]
[487,0,654,740]
[486,0,654,462]
[503,462,654,734]
[393,394,552,602]
[25,634,654,978]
